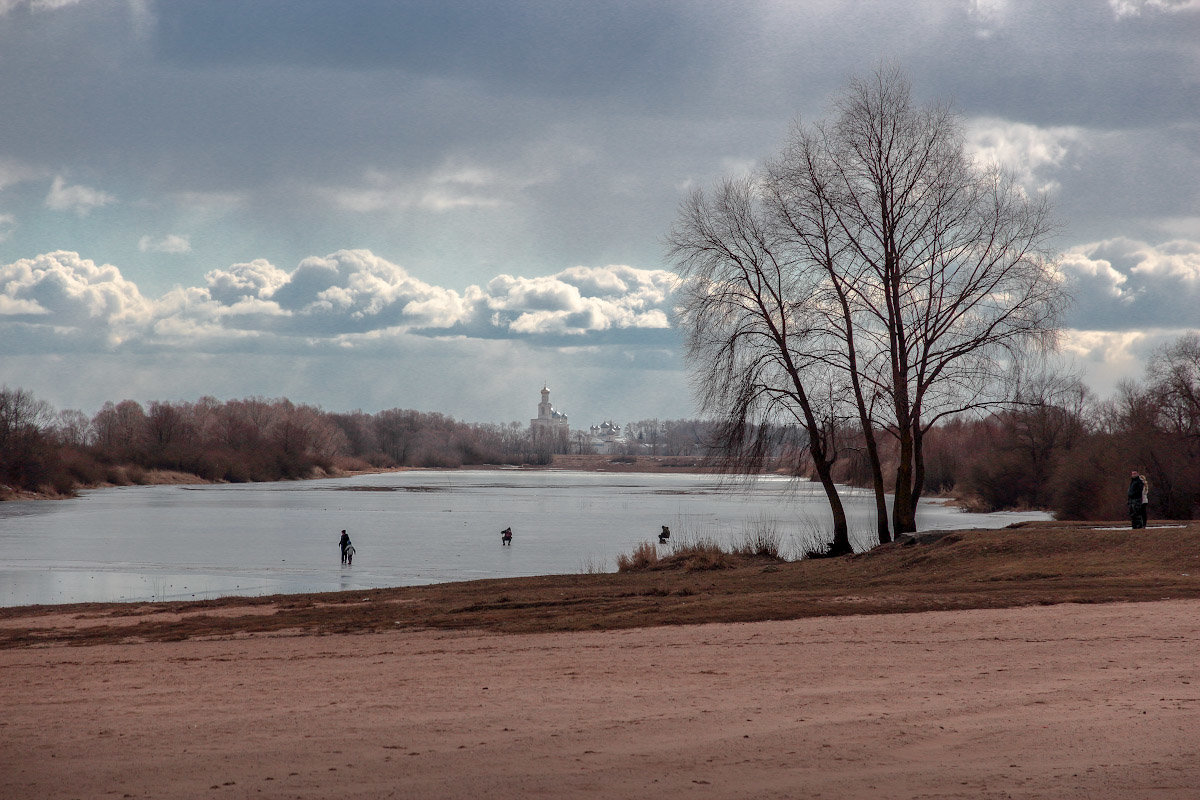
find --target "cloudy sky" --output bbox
[2,0,1198,425]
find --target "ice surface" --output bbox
[0,470,1049,606]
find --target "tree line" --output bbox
[943,334,1200,522]
[0,390,721,498]
[1,346,1196,523]
[0,394,531,495]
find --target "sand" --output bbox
[3,598,1199,799]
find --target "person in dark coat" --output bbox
[1127,472,1147,529]
[339,529,352,563]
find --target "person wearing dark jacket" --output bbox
[1127,472,1147,529]
[339,529,352,563]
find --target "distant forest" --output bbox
[2,333,1198,521]
[0,390,716,491]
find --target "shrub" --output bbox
[668,540,738,570]
[616,541,659,571]
[61,448,104,486]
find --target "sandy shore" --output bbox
[4,598,1199,799]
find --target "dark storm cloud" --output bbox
[152,0,713,103]
[919,3,1200,128]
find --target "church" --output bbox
[530,385,569,435]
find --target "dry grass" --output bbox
[4,520,1200,648]
[616,541,660,571]
[657,539,741,571]
[731,516,785,559]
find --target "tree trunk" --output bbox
[910,418,926,509]
[892,423,918,535]
[801,418,852,556]
[864,428,891,544]
[813,463,852,555]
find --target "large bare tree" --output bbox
[671,66,1066,546]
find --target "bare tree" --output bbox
[1141,331,1200,517]
[669,176,854,556]
[91,400,150,462]
[672,66,1066,543]
[837,69,1064,534]
[750,66,1064,539]
[1146,331,1200,440]
[52,409,93,448]
[0,386,57,491]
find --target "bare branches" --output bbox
[669,64,1067,541]
[669,175,853,554]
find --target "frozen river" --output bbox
[0,469,1050,606]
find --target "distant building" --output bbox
[530,385,569,436]
[589,420,622,450]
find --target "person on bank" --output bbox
[339,529,352,563]
[1139,473,1150,528]
[1127,471,1149,529]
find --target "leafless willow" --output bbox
[669,176,855,555]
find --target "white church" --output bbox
[530,385,570,435]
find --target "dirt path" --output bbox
[4,599,1199,799]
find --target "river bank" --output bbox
[5,520,1197,644]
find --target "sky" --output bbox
[1,0,1198,426]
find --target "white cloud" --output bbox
[138,233,192,254]
[967,0,1011,37]
[0,251,151,346]
[0,0,87,14]
[325,164,511,214]
[477,265,677,336]
[0,294,46,315]
[1128,239,1200,283]
[263,250,470,331]
[1058,249,1130,300]
[44,175,116,216]
[0,249,679,353]
[1109,0,1200,18]
[966,118,1087,194]
[1061,328,1145,365]
[1060,326,1199,398]
[0,213,15,243]
[203,259,290,304]
[321,149,575,216]
[1152,216,1200,239]
[1058,237,1200,330]
[0,157,43,191]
